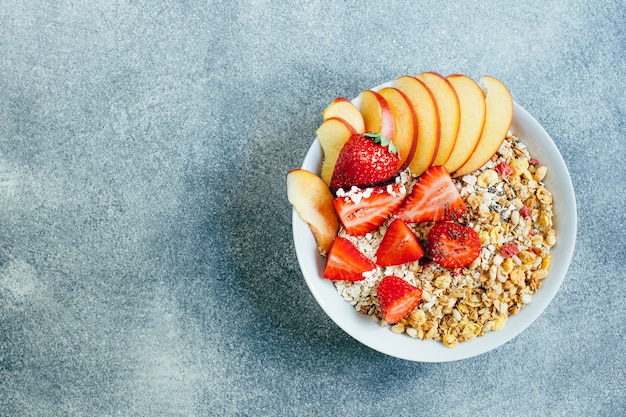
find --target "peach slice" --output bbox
[415,72,460,167]
[322,97,366,133]
[444,74,487,174]
[392,75,440,176]
[287,168,339,255]
[453,76,513,177]
[316,117,357,185]
[378,87,418,172]
[357,89,395,140]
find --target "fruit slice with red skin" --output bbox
[392,75,440,176]
[316,117,357,185]
[427,222,481,269]
[444,74,487,174]
[415,72,460,167]
[322,97,366,133]
[287,169,339,255]
[395,165,466,223]
[453,76,513,177]
[329,132,400,193]
[378,87,418,172]
[376,275,423,324]
[323,236,376,281]
[375,218,424,266]
[357,90,395,140]
[333,183,407,236]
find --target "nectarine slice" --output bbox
[322,97,366,133]
[316,117,357,185]
[415,72,460,167]
[357,90,394,140]
[287,169,339,255]
[444,74,486,174]
[453,76,513,177]
[378,87,418,172]
[392,76,440,176]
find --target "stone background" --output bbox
[0,1,624,416]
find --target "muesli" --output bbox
[333,135,555,347]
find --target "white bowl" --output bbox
[292,82,577,362]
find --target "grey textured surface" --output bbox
[0,1,624,416]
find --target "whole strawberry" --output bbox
[330,132,400,193]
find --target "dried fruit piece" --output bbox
[495,161,514,179]
[500,242,520,258]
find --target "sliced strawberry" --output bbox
[376,275,423,324]
[395,165,466,223]
[330,132,400,193]
[323,237,376,281]
[333,183,407,236]
[375,218,424,266]
[427,222,481,269]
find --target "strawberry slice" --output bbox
[427,222,481,269]
[323,237,376,281]
[375,218,424,266]
[330,132,400,193]
[395,165,466,223]
[333,183,407,236]
[376,275,423,324]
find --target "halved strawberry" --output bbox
[375,218,424,266]
[323,237,376,281]
[330,132,400,193]
[427,222,481,269]
[376,275,423,324]
[333,183,407,236]
[395,165,466,223]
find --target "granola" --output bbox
[333,134,556,347]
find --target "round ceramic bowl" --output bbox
[292,81,577,362]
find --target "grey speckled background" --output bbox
[0,1,624,416]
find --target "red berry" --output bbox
[395,166,466,223]
[330,132,400,193]
[333,183,406,236]
[427,222,481,269]
[376,275,423,324]
[375,218,424,266]
[323,237,376,281]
